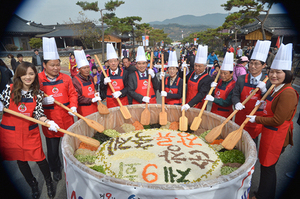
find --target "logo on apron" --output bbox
[18,103,27,112]
[168,90,173,94]
[52,87,59,94]
[112,81,118,87]
[143,80,148,86]
[215,91,221,99]
[88,86,92,92]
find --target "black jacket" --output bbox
[0,65,13,93]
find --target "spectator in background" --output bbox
[273,47,278,55]
[122,47,128,58]
[187,49,195,72]
[86,54,95,71]
[207,51,219,64]
[163,48,169,63]
[222,44,227,57]
[0,59,13,93]
[32,49,43,73]
[91,66,101,91]
[244,46,251,60]
[154,47,159,64]
[249,46,254,59]
[7,54,18,73]
[237,46,243,59]
[211,64,220,81]
[229,45,234,53]
[69,53,78,78]
[123,57,136,75]
[266,48,275,70]
[233,56,249,82]
[16,53,23,67]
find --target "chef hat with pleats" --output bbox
[43,37,59,60]
[250,40,271,62]
[195,45,208,64]
[136,46,147,62]
[271,43,293,71]
[167,51,178,67]
[74,50,89,69]
[106,43,118,60]
[221,52,234,71]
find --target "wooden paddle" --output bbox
[190,69,221,131]
[44,93,104,133]
[159,54,167,125]
[140,52,154,125]
[222,84,275,150]
[95,92,109,115]
[94,55,131,120]
[179,64,188,131]
[205,76,269,143]
[3,108,100,148]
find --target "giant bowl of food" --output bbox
[62,104,257,199]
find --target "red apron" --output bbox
[74,76,97,117]
[186,71,208,108]
[211,79,235,117]
[106,69,128,108]
[259,87,298,167]
[235,74,263,138]
[132,71,156,104]
[39,74,74,138]
[165,76,182,105]
[0,87,45,161]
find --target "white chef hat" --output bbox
[74,50,89,69]
[136,46,147,62]
[195,45,208,64]
[221,52,234,71]
[250,40,271,62]
[167,51,178,67]
[106,43,118,60]
[43,37,59,60]
[271,43,293,71]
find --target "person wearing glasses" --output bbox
[232,40,272,142]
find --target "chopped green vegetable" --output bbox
[199,130,211,140]
[103,129,120,138]
[221,166,238,175]
[74,155,96,164]
[90,165,106,174]
[150,123,161,128]
[93,132,111,144]
[143,125,151,129]
[218,149,245,164]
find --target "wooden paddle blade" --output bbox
[140,107,150,125]
[159,112,168,126]
[205,124,225,143]
[77,135,100,148]
[86,118,105,133]
[190,117,202,131]
[221,128,243,150]
[97,101,109,115]
[179,116,188,132]
[120,106,131,119]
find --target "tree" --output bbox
[67,12,101,49]
[222,0,276,41]
[28,38,42,49]
[76,0,124,61]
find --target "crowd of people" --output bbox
[0,37,299,199]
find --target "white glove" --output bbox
[92,96,101,103]
[181,104,190,111]
[0,101,3,112]
[211,82,218,88]
[161,91,167,97]
[181,63,188,71]
[148,69,155,78]
[256,81,267,93]
[246,115,256,123]
[160,72,165,80]
[46,120,60,132]
[142,96,150,103]
[94,92,100,97]
[112,91,122,98]
[68,107,77,116]
[42,95,54,105]
[204,95,214,102]
[235,102,245,110]
[255,100,266,109]
[104,77,111,85]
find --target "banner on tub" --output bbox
[63,154,255,199]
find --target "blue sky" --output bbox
[15,0,287,25]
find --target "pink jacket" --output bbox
[233,64,247,81]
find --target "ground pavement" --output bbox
[1,68,300,199]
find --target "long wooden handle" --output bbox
[182,65,187,116]
[145,52,154,108]
[197,69,222,118]
[94,55,123,107]
[4,108,81,139]
[240,84,275,128]
[221,76,269,125]
[161,53,165,112]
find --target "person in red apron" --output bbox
[182,45,213,111]
[39,37,78,182]
[160,51,183,105]
[205,52,236,118]
[232,40,271,141]
[100,43,129,108]
[73,50,100,116]
[0,62,59,199]
[128,46,160,104]
[246,43,298,199]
